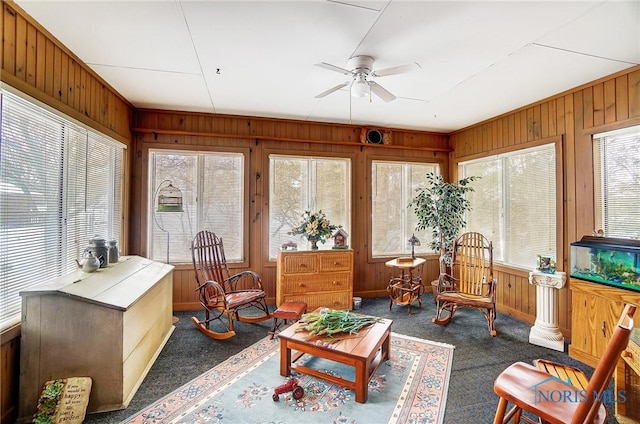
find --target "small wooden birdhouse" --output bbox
[332,229,349,249]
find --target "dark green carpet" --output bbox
[84,295,619,423]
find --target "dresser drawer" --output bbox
[320,252,353,272]
[281,273,351,294]
[282,254,318,274]
[283,291,352,311]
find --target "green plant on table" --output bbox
[296,309,381,342]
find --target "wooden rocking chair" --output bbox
[432,231,498,336]
[190,230,271,339]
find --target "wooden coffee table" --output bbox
[278,316,392,403]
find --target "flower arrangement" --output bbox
[288,210,340,249]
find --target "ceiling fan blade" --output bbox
[369,81,396,102]
[372,62,421,77]
[315,62,353,76]
[315,82,349,98]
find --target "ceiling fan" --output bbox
[314,55,421,102]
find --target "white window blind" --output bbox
[269,155,351,260]
[371,161,438,257]
[461,143,556,269]
[463,159,503,258]
[594,125,640,239]
[0,89,123,331]
[148,150,245,263]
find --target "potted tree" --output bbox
[410,172,478,274]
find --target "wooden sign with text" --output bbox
[34,377,92,424]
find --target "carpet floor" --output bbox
[122,332,453,423]
[83,295,620,424]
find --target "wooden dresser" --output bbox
[277,249,353,311]
[19,256,174,419]
[569,278,640,368]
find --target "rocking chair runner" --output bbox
[432,231,498,336]
[190,230,271,339]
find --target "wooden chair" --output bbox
[493,303,636,424]
[432,232,497,336]
[190,230,271,339]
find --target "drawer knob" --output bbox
[332,281,338,285]
[333,261,339,265]
[298,283,305,287]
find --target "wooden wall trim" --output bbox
[131,127,451,152]
[1,75,130,145]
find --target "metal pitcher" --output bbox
[87,236,109,268]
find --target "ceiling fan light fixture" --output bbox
[351,75,370,98]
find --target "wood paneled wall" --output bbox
[1,1,133,144]
[450,66,640,332]
[131,110,451,310]
[1,2,135,422]
[2,0,640,422]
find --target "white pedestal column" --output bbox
[528,271,566,352]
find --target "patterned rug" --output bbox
[123,332,454,424]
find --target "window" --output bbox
[0,89,123,331]
[593,125,640,239]
[461,143,556,269]
[148,150,245,263]
[371,161,438,257]
[269,155,351,260]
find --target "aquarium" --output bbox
[570,236,640,293]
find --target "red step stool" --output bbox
[269,301,307,339]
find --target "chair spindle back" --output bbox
[192,230,231,290]
[453,232,493,296]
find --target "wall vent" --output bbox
[360,128,392,145]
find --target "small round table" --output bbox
[385,257,426,315]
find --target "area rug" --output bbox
[123,332,454,424]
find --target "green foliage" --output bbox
[288,210,340,244]
[410,173,478,265]
[296,309,382,342]
[33,380,65,424]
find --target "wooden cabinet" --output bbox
[277,249,353,311]
[569,278,640,368]
[19,256,174,419]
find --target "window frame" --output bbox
[145,146,251,267]
[592,125,640,240]
[457,137,564,272]
[264,148,355,262]
[366,154,443,262]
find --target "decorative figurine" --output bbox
[536,255,556,274]
[332,228,349,249]
[272,378,304,401]
[281,241,298,250]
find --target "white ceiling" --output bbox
[15,0,640,133]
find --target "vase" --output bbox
[310,239,319,250]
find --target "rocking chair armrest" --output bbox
[483,277,497,299]
[196,280,226,294]
[225,270,264,291]
[436,273,458,293]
